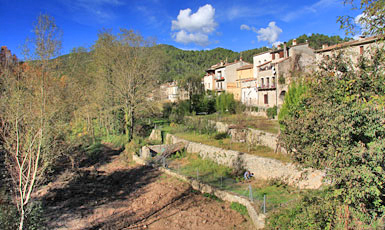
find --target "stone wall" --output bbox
[132,154,265,229]
[149,129,162,142]
[166,133,324,190]
[207,120,284,153]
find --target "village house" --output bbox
[315,35,384,63]
[203,67,216,91]
[235,64,257,105]
[254,39,315,109]
[162,81,189,103]
[203,59,251,94]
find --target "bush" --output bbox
[214,132,228,140]
[169,100,190,124]
[266,106,277,119]
[0,200,47,230]
[216,93,236,114]
[279,47,385,227]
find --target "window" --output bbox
[360,46,364,55]
[266,77,270,87]
[272,53,275,60]
[261,78,264,87]
[279,51,284,58]
[264,94,268,104]
[272,77,275,87]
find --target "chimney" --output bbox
[322,44,328,49]
[358,35,365,40]
[292,39,297,46]
[220,60,224,65]
[284,42,288,58]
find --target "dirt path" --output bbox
[35,145,253,230]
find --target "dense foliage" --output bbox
[287,33,351,50]
[277,44,385,228]
[339,0,385,36]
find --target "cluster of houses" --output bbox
[161,35,382,109]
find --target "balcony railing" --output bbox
[215,76,225,80]
[259,65,273,71]
[258,84,276,90]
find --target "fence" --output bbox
[157,155,298,214]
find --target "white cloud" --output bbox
[272,41,283,48]
[354,13,364,25]
[240,24,250,30]
[171,4,217,46]
[240,22,282,44]
[257,22,282,44]
[173,30,210,46]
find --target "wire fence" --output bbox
[156,156,298,214]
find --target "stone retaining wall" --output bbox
[208,120,285,154]
[132,154,265,229]
[166,134,324,190]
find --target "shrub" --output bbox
[266,106,277,119]
[279,47,385,227]
[214,132,228,140]
[216,93,236,114]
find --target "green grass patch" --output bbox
[101,134,127,148]
[229,180,301,212]
[170,129,290,163]
[230,202,249,216]
[177,152,233,184]
[202,114,279,134]
[203,193,222,202]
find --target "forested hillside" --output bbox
[55,33,350,83]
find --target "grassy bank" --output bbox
[202,114,279,134]
[167,151,300,213]
[163,124,290,162]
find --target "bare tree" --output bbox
[0,14,62,230]
[93,29,163,142]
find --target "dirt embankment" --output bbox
[35,144,253,230]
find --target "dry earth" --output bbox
[35,145,253,230]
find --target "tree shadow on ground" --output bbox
[83,187,194,230]
[40,143,162,229]
[42,165,160,210]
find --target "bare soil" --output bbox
[35,144,253,230]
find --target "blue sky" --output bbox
[0,0,362,57]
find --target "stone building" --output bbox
[315,35,384,63]
[254,40,315,109]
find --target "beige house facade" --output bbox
[203,59,251,94]
[254,40,315,108]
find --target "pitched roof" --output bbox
[253,50,272,57]
[236,64,253,71]
[315,35,384,53]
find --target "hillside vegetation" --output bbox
[55,33,350,83]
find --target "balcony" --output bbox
[257,84,276,91]
[215,76,225,81]
[259,65,273,71]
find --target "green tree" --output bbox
[339,0,385,35]
[278,45,385,228]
